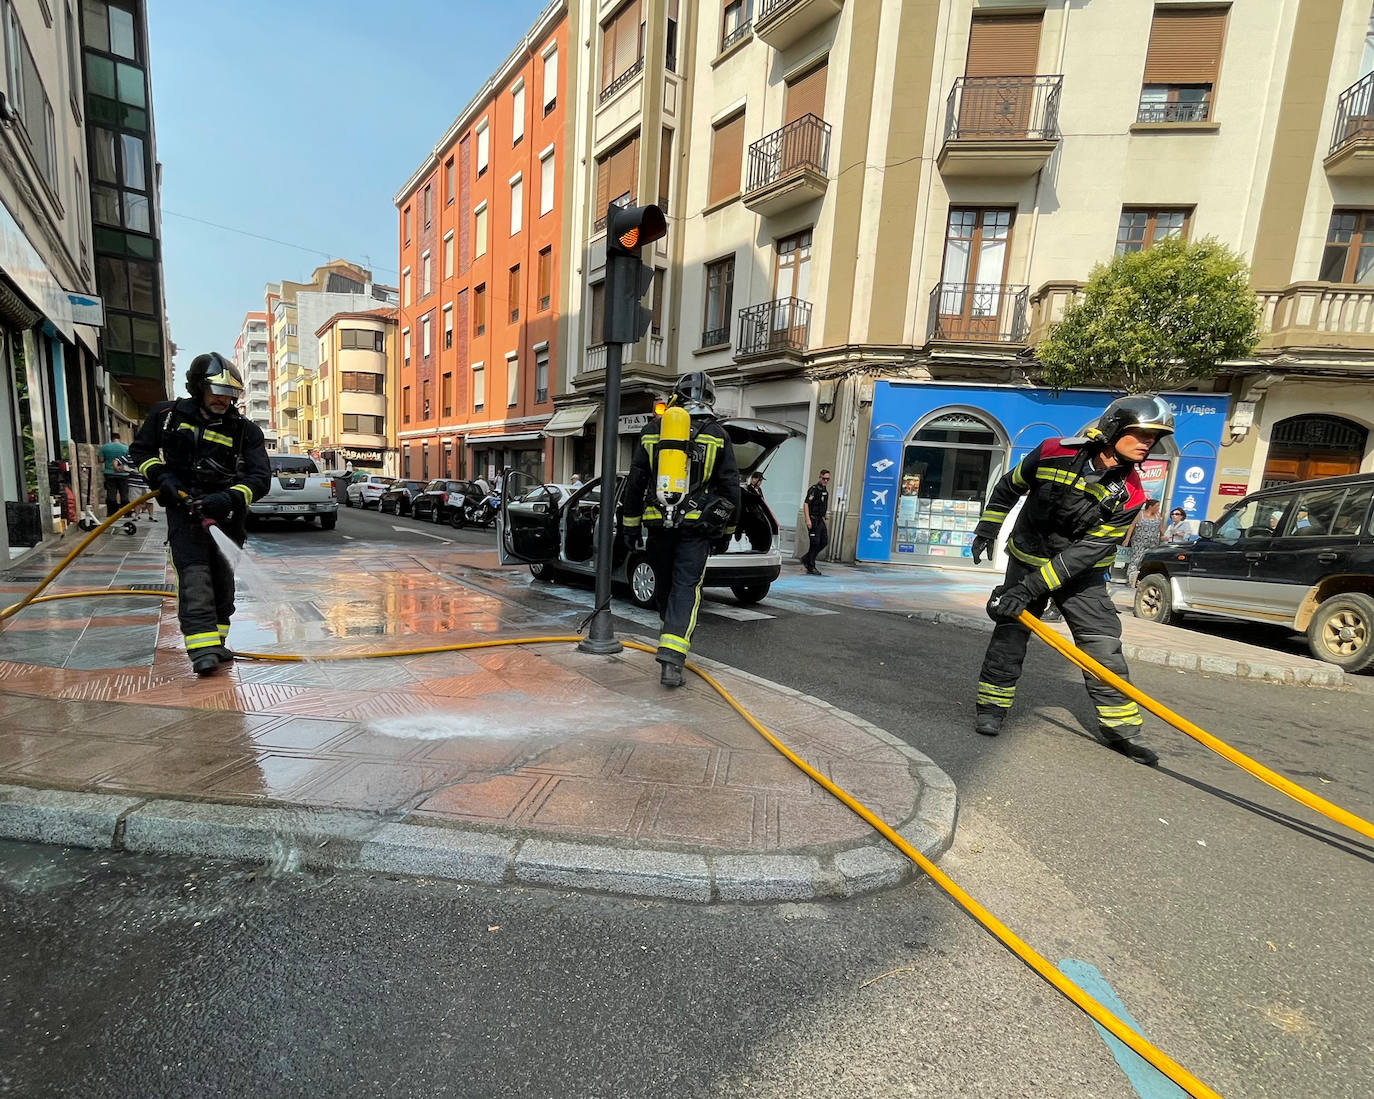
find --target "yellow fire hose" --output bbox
[1017,609,1374,844]
[7,502,1374,1096]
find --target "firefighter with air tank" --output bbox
[621,371,741,688]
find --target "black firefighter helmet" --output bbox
[669,371,717,415]
[187,352,245,401]
[1070,394,1175,457]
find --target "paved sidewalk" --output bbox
[0,527,954,902]
[774,558,1350,689]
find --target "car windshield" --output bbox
[272,457,318,474]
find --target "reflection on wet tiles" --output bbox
[250,717,358,751]
[0,732,78,772]
[294,759,469,811]
[0,641,75,668]
[95,745,250,791]
[203,754,344,799]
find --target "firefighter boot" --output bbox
[1106,738,1159,766]
[659,661,685,688]
[974,707,1005,737]
[191,645,230,677]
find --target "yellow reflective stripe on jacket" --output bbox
[1010,460,1031,491]
[659,633,690,655]
[230,484,253,504]
[1038,560,1062,590]
[203,429,234,447]
[1087,523,1130,538]
[138,458,161,477]
[183,631,221,651]
[623,516,642,528]
[1006,539,1049,567]
[979,507,1007,524]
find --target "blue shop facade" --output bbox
[855,382,1230,567]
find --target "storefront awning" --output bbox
[541,403,600,438]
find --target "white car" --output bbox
[345,474,394,509]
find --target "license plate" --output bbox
[280,504,309,513]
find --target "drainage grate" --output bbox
[1,574,49,583]
[125,583,175,592]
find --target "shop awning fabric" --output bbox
[541,403,600,438]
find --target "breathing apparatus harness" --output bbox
[648,396,734,536]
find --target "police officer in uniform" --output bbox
[622,372,741,688]
[800,469,831,574]
[129,353,271,675]
[971,395,1175,766]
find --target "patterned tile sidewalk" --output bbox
[0,527,955,901]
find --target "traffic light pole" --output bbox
[578,337,625,655]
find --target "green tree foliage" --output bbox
[1034,237,1260,394]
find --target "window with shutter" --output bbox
[709,113,745,206]
[960,15,1042,135]
[590,281,605,346]
[600,0,644,95]
[784,61,828,124]
[659,127,672,211]
[1138,5,1228,123]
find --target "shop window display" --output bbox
[893,413,1003,560]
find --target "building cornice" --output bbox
[393,0,566,206]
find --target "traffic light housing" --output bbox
[603,202,667,345]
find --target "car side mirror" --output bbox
[1197,521,1215,539]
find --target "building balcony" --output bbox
[1326,72,1374,178]
[578,332,669,381]
[598,57,643,106]
[1257,283,1374,353]
[938,75,1062,179]
[927,283,1030,345]
[753,0,843,51]
[743,114,831,217]
[735,298,811,363]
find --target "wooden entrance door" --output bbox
[1262,415,1368,486]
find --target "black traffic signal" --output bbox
[603,202,667,345]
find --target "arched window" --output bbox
[1263,414,1368,486]
[894,409,1006,563]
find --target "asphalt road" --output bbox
[1,518,1369,1098]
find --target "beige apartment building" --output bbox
[556,0,1374,565]
[314,308,399,474]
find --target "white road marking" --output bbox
[749,594,837,616]
[393,526,452,543]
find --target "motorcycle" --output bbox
[464,493,500,528]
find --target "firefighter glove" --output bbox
[622,526,642,553]
[987,583,1033,623]
[971,535,994,563]
[156,473,187,509]
[195,492,235,521]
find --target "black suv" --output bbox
[1134,472,1374,671]
[378,479,426,516]
[412,479,482,525]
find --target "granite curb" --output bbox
[0,647,958,903]
[896,609,1346,689]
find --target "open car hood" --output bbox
[721,418,798,477]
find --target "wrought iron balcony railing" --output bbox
[599,57,644,104]
[944,75,1062,141]
[700,325,730,348]
[746,113,831,192]
[737,298,811,357]
[721,20,751,52]
[927,283,1030,344]
[1330,71,1374,156]
[1135,97,1210,124]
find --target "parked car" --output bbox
[498,418,797,606]
[344,474,395,509]
[247,455,338,530]
[379,479,426,516]
[412,479,483,525]
[1133,472,1374,671]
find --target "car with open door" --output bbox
[498,418,797,607]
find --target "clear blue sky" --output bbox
[147,0,549,373]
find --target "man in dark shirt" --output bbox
[800,469,831,575]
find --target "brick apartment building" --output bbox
[393,1,568,486]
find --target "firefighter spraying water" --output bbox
[128,352,272,676]
[622,371,741,688]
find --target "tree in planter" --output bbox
[1034,237,1260,394]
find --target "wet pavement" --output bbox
[0,525,954,901]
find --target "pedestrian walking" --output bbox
[1164,507,1192,543]
[970,394,1175,766]
[1124,498,1163,586]
[622,371,740,688]
[98,431,132,518]
[800,469,831,575]
[128,353,271,676]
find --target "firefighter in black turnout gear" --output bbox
[622,372,741,688]
[972,395,1176,766]
[129,353,271,676]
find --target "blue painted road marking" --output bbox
[1057,958,1188,1098]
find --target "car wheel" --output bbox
[432,506,444,525]
[319,514,337,531]
[626,553,657,608]
[449,508,467,529]
[344,495,354,508]
[529,561,558,582]
[730,581,770,605]
[1133,574,1178,626]
[1307,592,1374,672]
